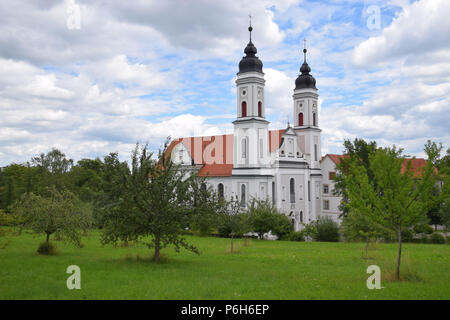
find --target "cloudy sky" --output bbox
[0,0,449,166]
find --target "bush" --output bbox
[288,231,305,242]
[401,229,414,242]
[315,217,340,242]
[0,210,14,226]
[271,214,294,239]
[414,224,434,235]
[430,232,446,244]
[37,241,58,255]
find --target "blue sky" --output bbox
[0,0,449,165]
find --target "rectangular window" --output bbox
[329,172,336,180]
[323,184,329,194]
[308,181,311,202]
[323,200,330,210]
[314,144,317,161]
[272,181,276,204]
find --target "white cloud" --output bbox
[353,0,450,67]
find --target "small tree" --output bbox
[343,145,437,280]
[11,189,92,249]
[217,197,250,253]
[101,141,203,261]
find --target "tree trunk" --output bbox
[46,232,50,243]
[396,225,402,281]
[154,235,160,261]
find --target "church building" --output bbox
[167,25,342,230]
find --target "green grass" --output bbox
[0,230,449,299]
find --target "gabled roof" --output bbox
[321,154,346,165]
[167,129,285,177]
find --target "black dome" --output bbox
[295,49,317,90]
[238,27,263,74]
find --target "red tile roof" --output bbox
[323,154,346,165]
[167,129,285,177]
[322,154,430,178]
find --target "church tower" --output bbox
[233,24,270,169]
[293,43,322,222]
[293,44,321,169]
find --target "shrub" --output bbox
[0,210,14,226]
[248,200,293,239]
[37,241,58,255]
[288,231,305,242]
[414,224,434,235]
[430,232,446,244]
[401,229,414,242]
[315,217,340,242]
[271,214,294,239]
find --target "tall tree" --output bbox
[343,144,438,280]
[101,141,202,261]
[334,138,378,217]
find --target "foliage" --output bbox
[430,232,446,244]
[0,210,15,226]
[341,209,390,242]
[247,199,292,239]
[302,222,318,240]
[217,197,251,253]
[413,224,434,235]
[188,178,222,236]
[271,213,294,239]
[401,229,414,243]
[314,217,340,242]
[341,143,439,280]
[11,188,92,247]
[101,141,207,261]
[287,230,305,241]
[334,138,378,217]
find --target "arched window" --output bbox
[241,101,247,117]
[290,178,295,203]
[298,113,303,126]
[201,183,207,201]
[313,113,316,126]
[240,184,246,207]
[218,183,224,199]
[258,101,262,117]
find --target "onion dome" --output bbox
[295,47,317,90]
[238,26,263,74]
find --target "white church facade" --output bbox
[168,26,343,230]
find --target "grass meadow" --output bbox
[0,229,449,299]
